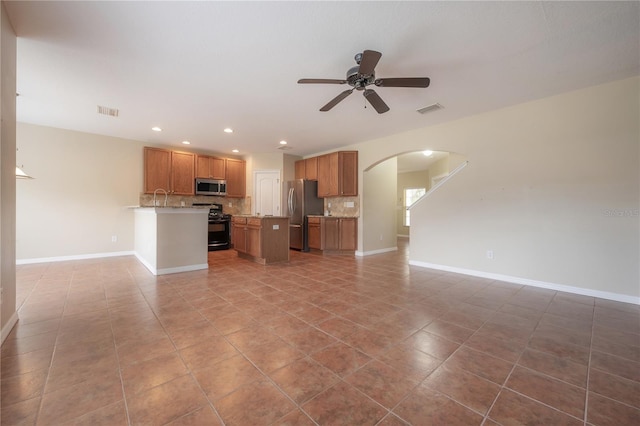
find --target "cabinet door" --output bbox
[305,157,318,180]
[246,226,261,258]
[322,218,340,250]
[210,157,226,179]
[339,151,358,196]
[317,153,338,197]
[226,159,246,198]
[339,218,357,250]
[308,223,322,250]
[196,155,210,178]
[144,147,171,194]
[233,224,247,252]
[170,151,195,195]
[295,160,305,180]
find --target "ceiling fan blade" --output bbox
[363,89,390,114]
[298,79,347,84]
[358,50,382,75]
[320,89,353,112]
[375,77,431,88]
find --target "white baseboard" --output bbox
[157,264,208,276]
[1,311,19,345]
[16,251,135,265]
[134,253,207,276]
[356,246,398,257]
[410,260,640,305]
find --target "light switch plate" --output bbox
[273,224,279,230]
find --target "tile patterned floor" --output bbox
[2,240,639,425]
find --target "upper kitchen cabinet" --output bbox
[317,151,358,197]
[225,158,246,198]
[144,147,195,195]
[196,155,226,179]
[294,157,319,180]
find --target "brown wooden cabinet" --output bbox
[144,147,195,195]
[294,157,319,180]
[233,216,289,264]
[317,151,357,197]
[308,216,322,250]
[307,216,357,253]
[295,160,305,180]
[225,158,246,198]
[232,217,247,252]
[196,155,225,179]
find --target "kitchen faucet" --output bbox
[153,188,168,207]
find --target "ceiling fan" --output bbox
[298,50,430,114]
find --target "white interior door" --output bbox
[254,171,281,216]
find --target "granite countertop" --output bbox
[307,214,359,218]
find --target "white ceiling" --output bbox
[6,1,639,158]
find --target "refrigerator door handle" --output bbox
[288,187,294,215]
[290,188,297,215]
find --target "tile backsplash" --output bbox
[139,194,248,215]
[324,196,359,217]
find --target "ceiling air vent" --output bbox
[278,145,293,151]
[97,105,119,117]
[417,103,443,115]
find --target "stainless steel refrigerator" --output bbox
[287,179,324,251]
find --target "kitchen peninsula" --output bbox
[134,207,209,275]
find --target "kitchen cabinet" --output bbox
[144,147,195,195]
[308,216,322,250]
[196,155,226,179]
[317,151,358,197]
[225,158,246,198]
[295,157,319,180]
[232,217,247,252]
[307,216,357,253]
[295,160,305,180]
[232,216,289,264]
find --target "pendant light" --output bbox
[16,166,33,179]
[15,147,33,179]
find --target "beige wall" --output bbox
[361,157,397,254]
[16,123,144,261]
[1,0,16,340]
[354,77,639,301]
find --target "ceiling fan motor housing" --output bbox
[346,65,374,90]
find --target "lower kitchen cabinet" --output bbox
[232,216,289,264]
[307,216,357,254]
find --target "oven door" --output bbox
[208,220,230,250]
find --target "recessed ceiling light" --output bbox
[152,126,162,132]
[423,150,433,157]
[280,140,287,145]
[224,128,233,133]
[232,149,239,153]
[182,141,191,145]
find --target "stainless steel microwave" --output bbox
[195,178,227,196]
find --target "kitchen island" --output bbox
[134,207,209,275]
[232,216,290,264]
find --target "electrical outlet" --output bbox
[111,235,117,243]
[273,224,279,230]
[180,201,185,207]
[228,202,232,207]
[486,250,494,260]
[379,234,383,241]
[344,201,355,208]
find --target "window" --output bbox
[404,187,426,226]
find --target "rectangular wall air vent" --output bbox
[97,105,119,117]
[417,103,443,115]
